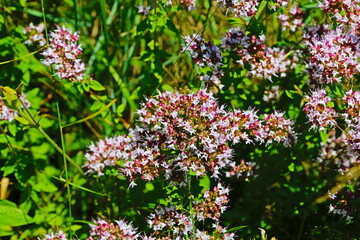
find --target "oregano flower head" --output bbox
[41,25,86,82]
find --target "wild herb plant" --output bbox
[0,0,359,239]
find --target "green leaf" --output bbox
[320,131,329,143]
[116,103,126,116]
[14,116,30,125]
[333,86,342,96]
[0,225,13,236]
[288,163,295,172]
[89,80,105,91]
[226,225,248,233]
[0,86,21,110]
[199,175,210,193]
[1,165,15,176]
[285,90,293,99]
[0,200,34,226]
[32,172,58,193]
[255,0,267,20]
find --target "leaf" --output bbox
[255,0,267,20]
[226,225,248,233]
[14,116,30,125]
[89,80,105,91]
[0,225,13,236]
[15,83,24,96]
[0,86,21,110]
[116,103,126,116]
[288,163,295,172]
[285,90,293,99]
[0,200,34,226]
[320,131,329,143]
[198,175,210,193]
[33,172,58,193]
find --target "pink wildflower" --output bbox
[263,85,281,103]
[328,189,360,222]
[347,125,360,153]
[38,230,67,240]
[23,22,46,47]
[147,206,193,238]
[226,160,257,180]
[180,0,196,10]
[319,0,360,33]
[317,131,359,175]
[303,89,337,131]
[222,28,298,81]
[85,90,297,185]
[87,218,140,240]
[216,0,259,18]
[137,4,150,15]
[182,34,223,69]
[196,223,237,240]
[193,183,230,221]
[304,26,360,84]
[41,25,85,82]
[0,93,31,122]
[262,111,297,146]
[278,7,304,32]
[343,90,360,128]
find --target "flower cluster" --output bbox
[216,0,259,18]
[304,26,360,85]
[0,93,31,122]
[226,160,257,180]
[182,34,224,87]
[87,218,140,240]
[343,90,360,152]
[193,183,230,221]
[0,98,18,122]
[183,27,298,87]
[269,0,290,10]
[328,189,360,222]
[41,25,86,82]
[316,131,359,175]
[223,28,298,81]
[23,22,46,47]
[137,4,151,15]
[85,90,297,186]
[180,0,196,10]
[303,89,337,131]
[147,206,193,238]
[343,90,360,128]
[38,231,67,240]
[182,34,223,69]
[319,0,360,33]
[196,224,237,240]
[346,125,360,153]
[263,85,281,103]
[262,111,297,147]
[278,6,304,32]
[84,134,132,176]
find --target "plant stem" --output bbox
[56,102,73,237]
[36,126,83,174]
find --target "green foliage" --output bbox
[0,0,359,239]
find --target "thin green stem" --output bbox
[56,102,73,237]
[17,97,83,173]
[36,126,83,174]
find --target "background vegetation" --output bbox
[0,0,359,239]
